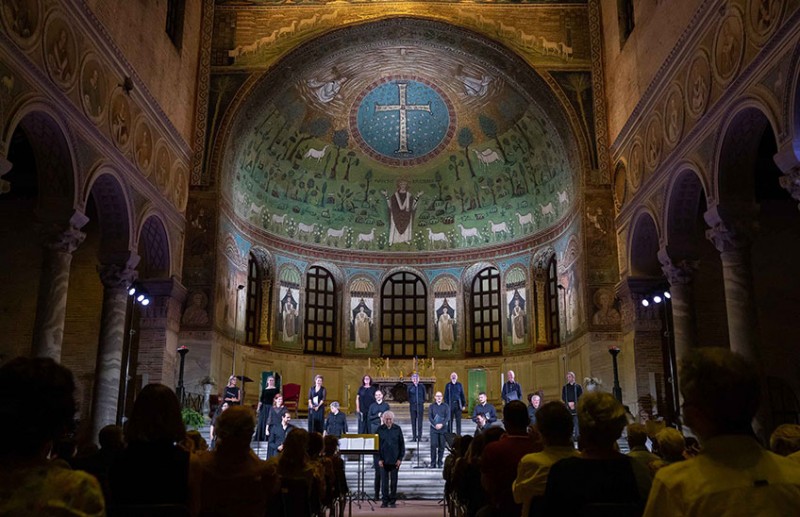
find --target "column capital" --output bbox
[97,254,139,289]
[658,251,698,286]
[704,205,757,253]
[36,211,89,254]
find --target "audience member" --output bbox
[544,391,652,516]
[109,383,198,511]
[479,400,542,516]
[455,427,504,517]
[474,413,487,436]
[472,392,497,425]
[653,428,685,464]
[307,431,334,510]
[627,422,660,473]
[195,405,278,516]
[513,401,579,517]
[323,435,348,512]
[72,424,124,501]
[377,411,405,508]
[182,430,208,455]
[444,435,472,515]
[527,393,542,427]
[324,401,348,438]
[644,348,800,516]
[770,423,800,457]
[273,428,322,516]
[0,357,104,516]
[430,391,450,468]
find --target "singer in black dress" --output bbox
[307,374,327,434]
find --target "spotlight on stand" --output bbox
[664,291,671,299]
[653,295,663,304]
[641,299,650,307]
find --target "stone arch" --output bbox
[628,210,661,278]
[714,100,780,208]
[4,101,78,221]
[83,168,134,262]
[662,165,709,261]
[136,211,171,280]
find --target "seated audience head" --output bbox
[502,400,529,434]
[215,405,256,451]
[0,357,76,459]
[98,425,125,451]
[126,383,185,444]
[626,423,648,449]
[656,428,686,462]
[536,401,574,446]
[577,392,628,450]
[770,423,800,456]
[279,428,309,470]
[323,435,339,456]
[184,429,208,453]
[307,432,324,457]
[680,347,760,440]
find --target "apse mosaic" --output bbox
[225,20,579,255]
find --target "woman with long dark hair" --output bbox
[307,375,327,434]
[356,375,377,434]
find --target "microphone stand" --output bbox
[412,382,424,469]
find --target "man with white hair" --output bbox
[644,348,800,516]
[377,411,405,508]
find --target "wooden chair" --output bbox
[283,383,301,418]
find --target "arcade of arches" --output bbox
[1,0,800,441]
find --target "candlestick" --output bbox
[431,357,434,370]
[368,357,371,370]
[386,357,389,371]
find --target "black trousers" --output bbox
[380,465,399,504]
[431,429,446,466]
[409,402,423,440]
[448,404,462,435]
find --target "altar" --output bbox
[373,377,437,403]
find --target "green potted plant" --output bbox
[182,407,205,430]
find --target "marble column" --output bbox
[31,212,89,360]
[658,252,698,368]
[705,207,760,362]
[90,258,138,442]
[137,278,187,389]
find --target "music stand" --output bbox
[340,433,380,513]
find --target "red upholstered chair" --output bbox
[282,383,301,418]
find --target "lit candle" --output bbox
[431,357,434,370]
[386,357,390,371]
[368,357,371,369]
[501,373,505,390]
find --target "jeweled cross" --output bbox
[374,82,431,154]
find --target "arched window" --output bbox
[381,272,427,357]
[546,256,560,346]
[304,266,337,355]
[245,254,262,346]
[470,267,502,355]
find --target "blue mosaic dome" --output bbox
[351,77,455,167]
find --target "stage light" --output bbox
[128,286,137,296]
[137,293,145,302]
[653,295,662,304]
[664,291,671,299]
[641,299,650,307]
[141,298,150,306]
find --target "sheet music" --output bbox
[339,437,351,450]
[352,437,365,450]
[363,437,375,450]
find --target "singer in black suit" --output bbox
[444,372,466,435]
[407,373,426,442]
